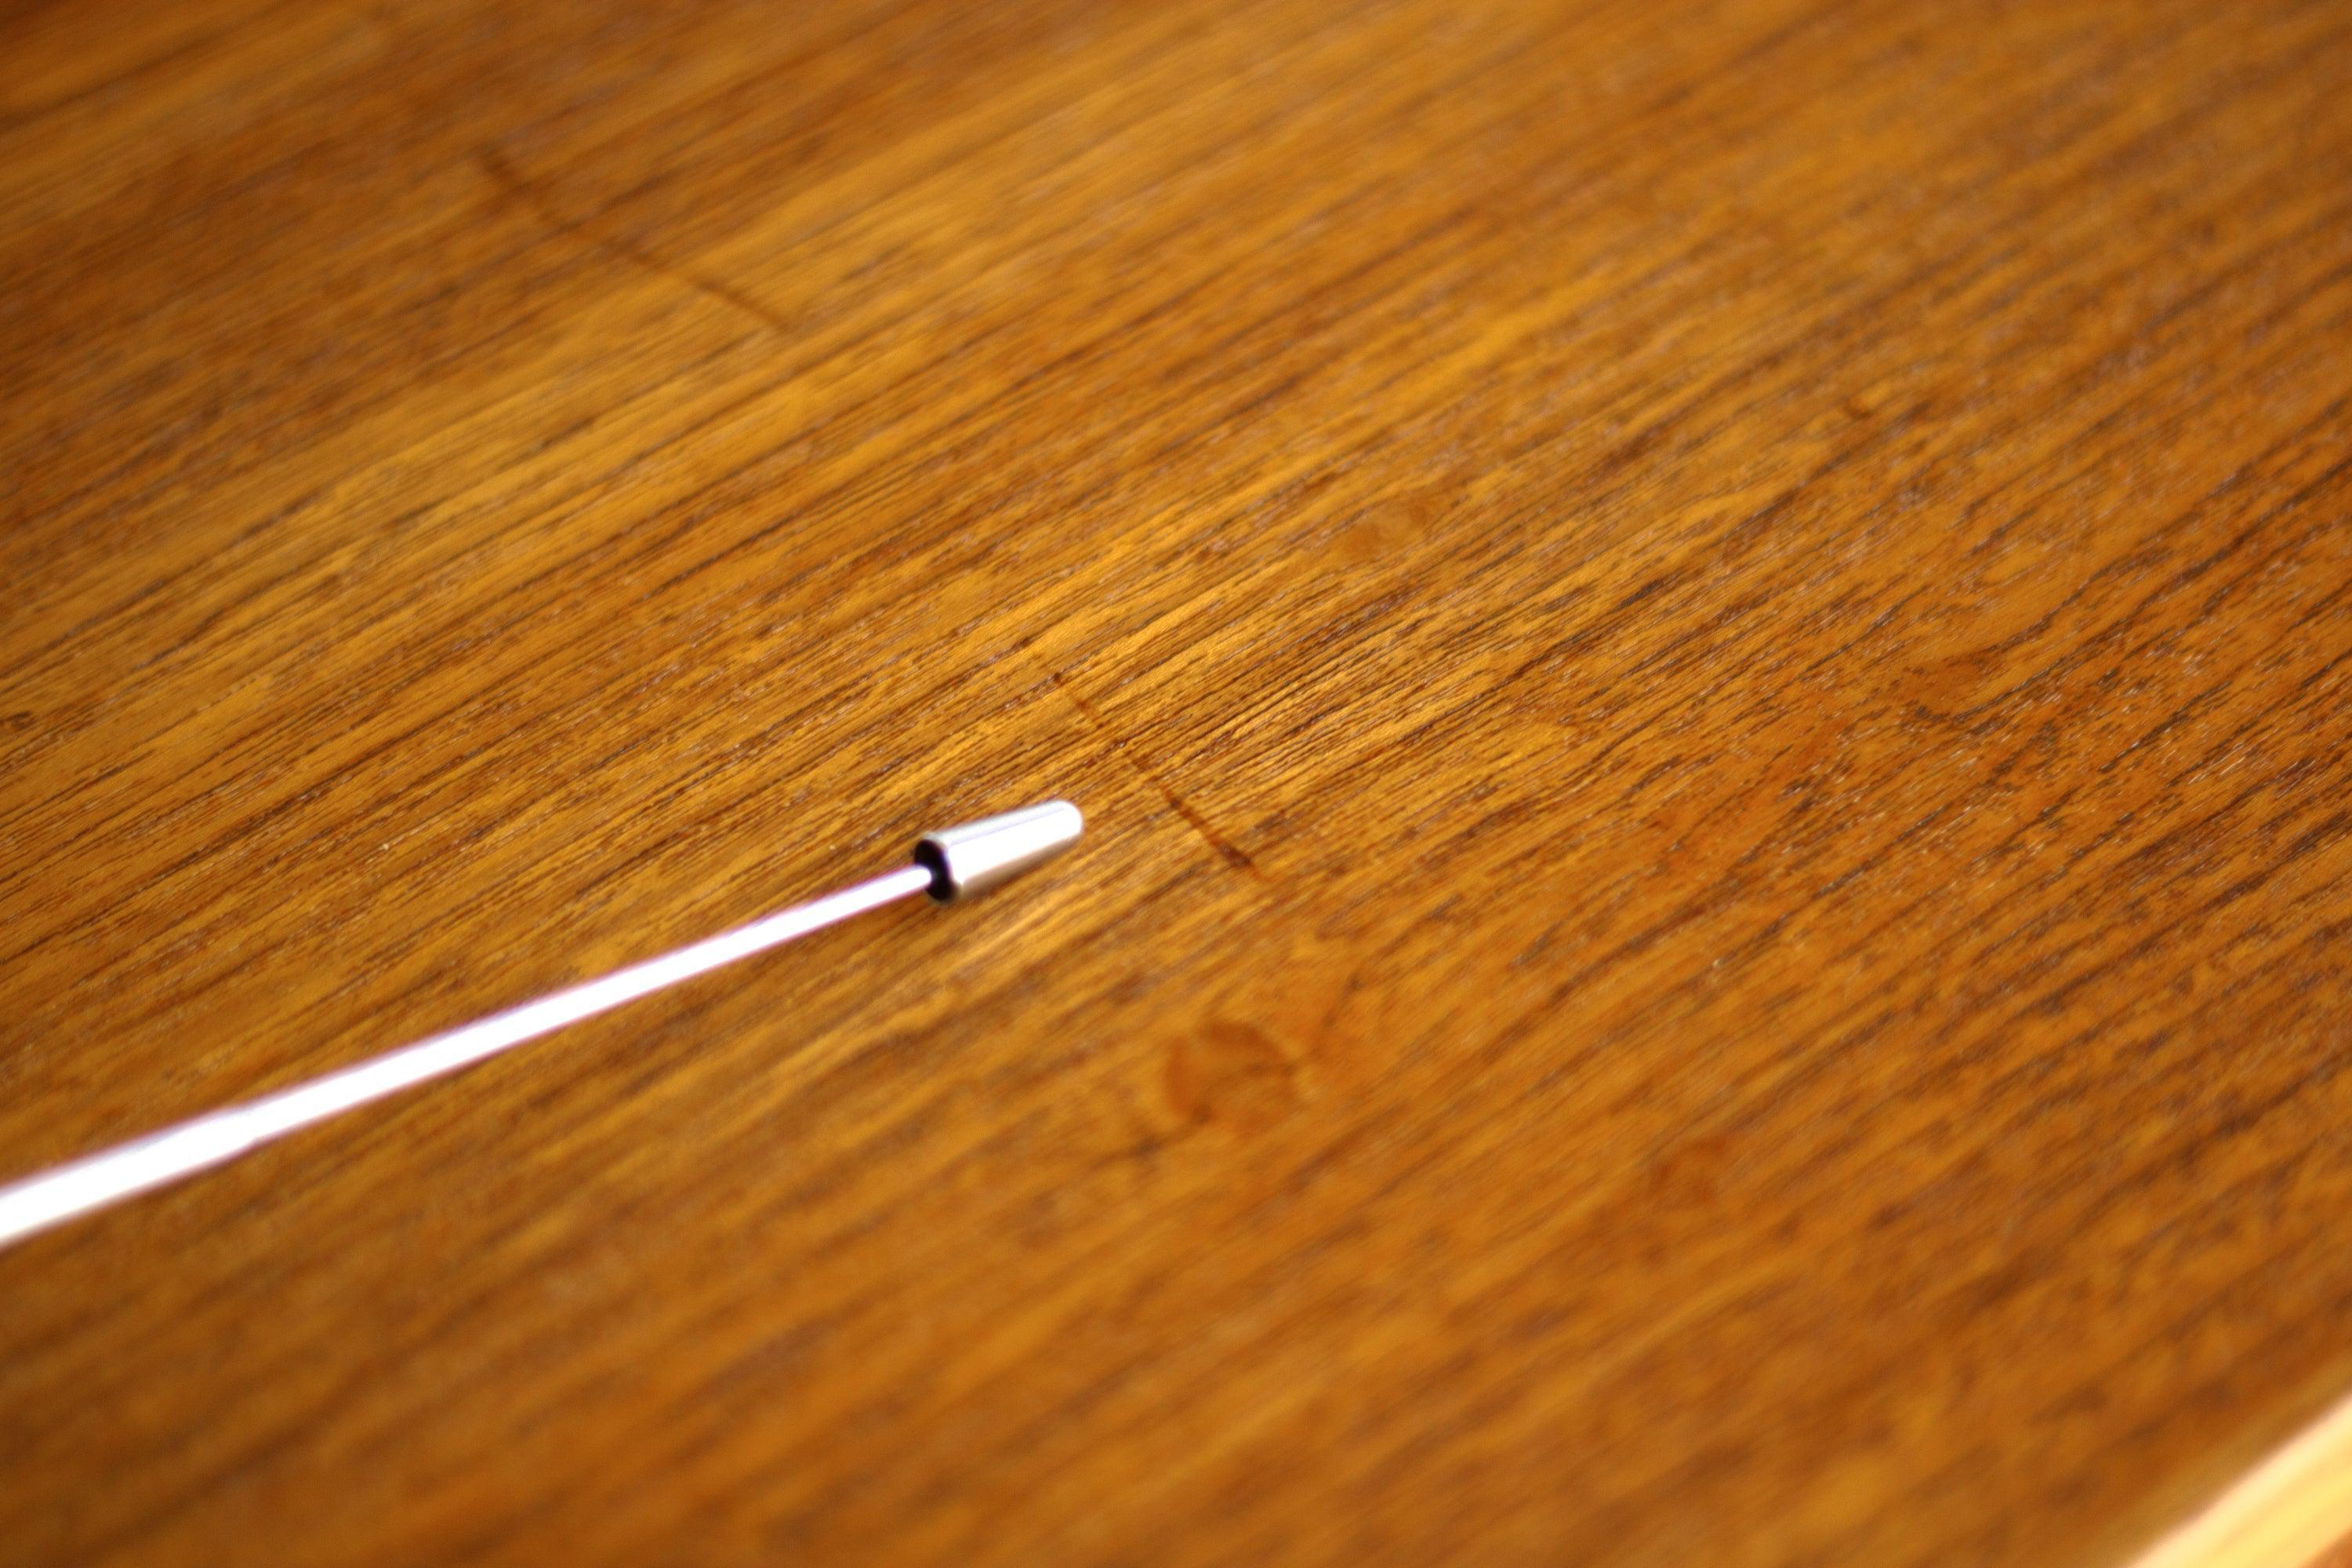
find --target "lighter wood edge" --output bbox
[2125,1389,2352,1568]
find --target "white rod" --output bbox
[0,863,935,1250]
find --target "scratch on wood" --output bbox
[474,147,792,336]
[1044,666,1261,877]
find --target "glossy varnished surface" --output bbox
[4,1,2350,1562]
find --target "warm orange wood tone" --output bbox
[4,0,2350,1562]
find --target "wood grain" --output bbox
[4,0,2350,1562]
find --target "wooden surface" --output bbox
[4,0,2350,1562]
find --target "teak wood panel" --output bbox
[3,0,2350,1563]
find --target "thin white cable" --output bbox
[0,866,931,1250]
[0,797,1083,1251]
